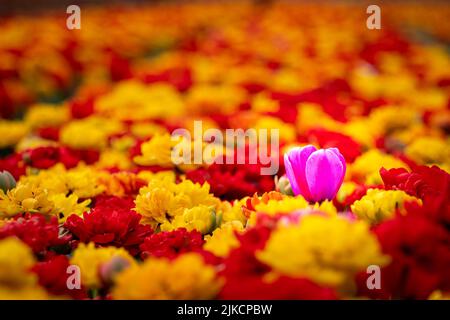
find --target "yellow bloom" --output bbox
[131,122,168,139]
[161,205,219,235]
[351,189,421,224]
[112,253,222,299]
[133,134,175,168]
[24,103,69,129]
[186,84,246,115]
[70,243,135,288]
[254,196,309,215]
[204,221,244,257]
[0,237,37,288]
[95,81,184,121]
[60,117,123,150]
[257,215,389,290]
[254,116,296,143]
[49,193,91,222]
[134,178,219,228]
[0,120,28,149]
[404,137,450,169]
[0,182,57,218]
[96,149,132,170]
[349,149,407,184]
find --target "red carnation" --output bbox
[0,213,71,255]
[32,255,87,299]
[65,197,153,256]
[139,228,205,260]
[357,214,450,299]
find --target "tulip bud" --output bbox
[275,175,294,196]
[0,170,16,193]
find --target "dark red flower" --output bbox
[357,214,450,299]
[380,165,450,225]
[139,228,205,260]
[0,153,26,180]
[37,127,60,141]
[307,128,362,163]
[32,255,87,299]
[65,197,153,255]
[0,213,71,255]
[69,97,95,119]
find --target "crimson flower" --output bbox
[0,213,71,255]
[357,214,450,299]
[139,228,205,260]
[32,255,87,299]
[65,197,153,255]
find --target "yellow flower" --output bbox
[0,182,57,218]
[24,103,69,129]
[95,81,184,121]
[254,116,296,143]
[0,120,28,149]
[70,243,135,288]
[49,193,91,222]
[0,237,37,288]
[161,205,219,235]
[96,149,132,170]
[134,178,219,228]
[204,221,244,257]
[349,149,407,184]
[131,122,168,139]
[351,189,421,224]
[254,196,309,215]
[133,134,175,168]
[404,137,450,169]
[60,117,123,150]
[257,215,389,290]
[186,84,246,115]
[112,253,222,299]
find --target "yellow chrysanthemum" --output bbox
[404,137,450,170]
[204,221,244,257]
[0,182,57,218]
[95,81,184,121]
[133,134,175,168]
[49,193,91,222]
[0,237,36,287]
[0,120,28,149]
[134,178,219,228]
[351,188,421,224]
[60,117,123,150]
[257,215,389,290]
[112,253,222,299]
[24,103,69,129]
[160,205,219,235]
[70,243,135,288]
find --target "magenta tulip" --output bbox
[284,145,346,202]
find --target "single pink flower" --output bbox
[284,145,346,202]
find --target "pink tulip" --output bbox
[284,145,346,202]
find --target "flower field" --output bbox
[0,1,449,300]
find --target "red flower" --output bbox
[139,228,205,260]
[380,166,450,225]
[357,214,450,299]
[65,197,153,255]
[32,255,87,299]
[25,146,99,169]
[307,128,362,163]
[0,213,71,255]
[220,276,338,300]
[0,153,26,180]
[381,165,449,201]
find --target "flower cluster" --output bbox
[0,2,449,300]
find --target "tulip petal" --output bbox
[284,145,317,200]
[305,149,345,202]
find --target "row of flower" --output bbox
[0,2,449,299]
